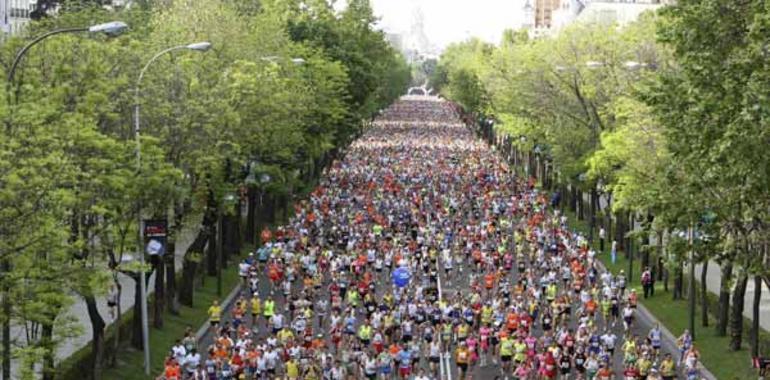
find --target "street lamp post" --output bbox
[256,173,272,246]
[134,41,211,375]
[688,223,696,340]
[2,21,127,380]
[6,21,128,87]
[217,193,237,297]
[216,205,223,297]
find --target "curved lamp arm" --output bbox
[5,21,127,103]
[7,21,128,85]
[134,42,211,159]
[7,27,88,84]
[133,44,189,176]
[135,45,189,93]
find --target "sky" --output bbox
[336,0,527,50]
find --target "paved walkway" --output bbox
[696,261,770,332]
[585,192,770,332]
[184,97,711,380]
[7,218,200,378]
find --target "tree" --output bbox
[432,38,493,115]
[648,0,770,350]
[0,0,409,377]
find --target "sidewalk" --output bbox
[592,258,717,380]
[7,218,202,377]
[588,191,770,332]
[695,261,770,332]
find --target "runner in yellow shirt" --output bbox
[208,300,222,333]
[660,353,676,380]
[455,342,470,380]
[286,358,300,379]
[263,298,275,329]
[500,336,514,372]
[513,339,527,365]
[277,326,294,345]
[250,294,261,325]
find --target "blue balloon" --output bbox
[392,267,411,288]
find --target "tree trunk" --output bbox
[152,255,164,328]
[625,213,634,260]
[234,199,243,254]
[202,189,218,277]
[131,274,143,349]
[615,211,625,252]
[660,256,668,292]
[166,200,187,315]
[657,231,665,281]
[206,220,218,277]
[642,243,651,273]
[729,272,748,351]
[221,214,232,268]
[751,275,762,358]
[273,194,283,225]
[539,158,545,187]
[179,229,208,307]
[2,258,11,380]
[562,184,570,211]
[528,151,535,178]
[716,261,733,336]
[246,189,256,245]
[577,190,585,221]
[688,253,696,339]
[41,321,55,380]
[180,259,198,308]
[560,184,567,213]
[129,270,152,350]
[264,192,276,224]
[311,157,320,182]
[85,294,106,380]
[589,188,598,242]
[569,185,577,213]
[279,193,290,223]
[166,253,178,315]
[223,203,241,265]
[108,279,122,368]
[641,222,651,270]
[628,214,635,282]
[255,192,265,247]
[605,195,613,246]
[701,260,709,327]
[673,260,683,300]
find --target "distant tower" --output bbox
[522,0,535,29]
[409,6,431,54]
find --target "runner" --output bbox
[157,97,698,380]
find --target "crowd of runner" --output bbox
[160,97,702,380]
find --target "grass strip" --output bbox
[103,259,242,380]
[565,210,755,380]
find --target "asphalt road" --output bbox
[199,215,688,380]
[194,100,694,379]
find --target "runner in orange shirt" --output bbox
[163,358,181,380]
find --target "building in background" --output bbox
[522,0,535,30]
[389,5,439,64]
[385,31,405,53]
[575,0,667,26]
[1,0,36,35]
[551,0,586,31]
[534,0,561,29]
[528,0,671,37]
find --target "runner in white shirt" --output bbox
[171,340,186,365]
[601,331,617,357]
